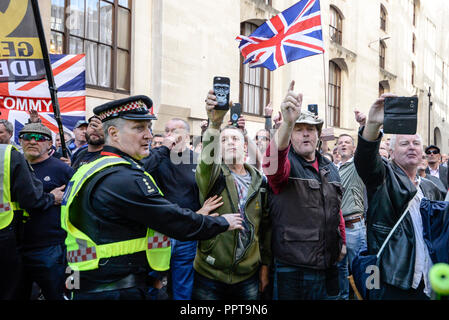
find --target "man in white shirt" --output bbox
[425,145,448,190]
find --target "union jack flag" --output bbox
[0,54,86,144]
[236,0,324,71]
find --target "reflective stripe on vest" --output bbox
[0,144,18,230]
[61,156,171,272]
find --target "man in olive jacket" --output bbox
[354,94,443,300]
[192,89,272,300]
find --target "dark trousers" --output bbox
[0,224,23,300]
[370,280,430,300]
[18,243,67,300]
[73,287,152,300]
[273,260,328,300]
[192,271,259,300]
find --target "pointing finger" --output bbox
[288,80,295,92]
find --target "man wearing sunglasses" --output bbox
[425,145,448,190]
[18,123,74,300]
[0,126,65,299]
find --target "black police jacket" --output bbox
[10,149,55,213]
[355,128,443,290]
[70,146,229,289]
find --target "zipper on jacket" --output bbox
[229,188,258,283]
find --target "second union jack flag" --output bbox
[236,0,325,71]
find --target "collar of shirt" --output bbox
[337,157,354,169]
[429,166,440,177]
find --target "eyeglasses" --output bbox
[426,150,440,155]
[256,136,270,141]
[20,133,51,142]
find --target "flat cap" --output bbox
[93,95,156,122]
[295,110,324,133]
[19,123,52,139]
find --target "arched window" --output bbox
[380,5,387,31]
[329,6,343,45]
[328,61,341,127]
[239,22,271,116]
[379,41,386,69]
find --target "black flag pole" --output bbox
[30,0,68,158]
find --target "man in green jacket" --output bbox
[192,89,272,300]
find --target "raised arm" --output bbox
[195,90,230,199]
[354,94,396,189]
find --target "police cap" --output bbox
[93,95,157,122]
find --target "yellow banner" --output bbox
[0,38,43,59]
[0,0,45,82]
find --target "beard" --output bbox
[86,133,105,146]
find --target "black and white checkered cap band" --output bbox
[98,100,148,121]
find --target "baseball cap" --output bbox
[74,120,88,129]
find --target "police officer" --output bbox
[0,143,65,300]
[61,95,243,300]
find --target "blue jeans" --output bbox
[169,239,197,300]
[19,243,67,300]
[273,260,327,300]
[326,255,349,300]
[346,218,367,273]
[192,271,259,300]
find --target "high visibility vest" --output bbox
[0,144,20,230]
[60,156,171,272]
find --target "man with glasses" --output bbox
[18,123,74,300]
[425,145,448,190]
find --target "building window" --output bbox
[413,2,417,26]
[379,41,386,69]
[50,0,132,92]
[328,61,341,127]
[329,6,343,45]
[239,22,270,116]
[412,61,416,85]
[379,83,385,97]
[412,33,416,53]
[380,5,387,31]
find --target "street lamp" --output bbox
[428,86,432,146]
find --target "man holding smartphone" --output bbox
[192,89,272,300]
[354,93,443,299]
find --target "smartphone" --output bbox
[213,76,230,110]
[230,103,241,127]
[308,104,318,116]
[383,96,418,134]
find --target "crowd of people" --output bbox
[0,82,448,301]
